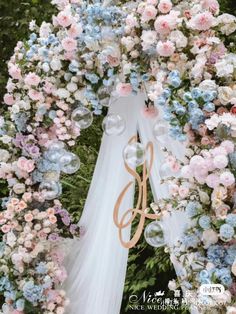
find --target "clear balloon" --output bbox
[59,152,80,174]
[71,107,93,129]
[123,142,145,168]
[44,148,66,163]
[102,114,126,136]
[39,181,61,200]
[153,121,169,145]
[144,221,165,248]
[159,162,173,179]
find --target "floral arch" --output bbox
[1,0,236,313]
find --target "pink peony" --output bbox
[61,37,77,51]
[220,172,235,187]
[17,157,35,173]
[141,5,158,22]
[158,0,172,14]
[57,11,73,28]
[9,65,22,80]
[116,83,132,97]
[154,11,177,35]
[68,23,83,38]
[4,93,15,105]
[206,173,220,188]
[24,72,41,86]
[213,155,228,169]
[28,89,43,101]
[156,40,175,57]
[189,12,215,31]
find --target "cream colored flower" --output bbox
[218,86,233,105]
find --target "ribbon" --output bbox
[113,136,161,249]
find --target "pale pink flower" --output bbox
[221,140,234,154]
[24,72,40,86]
[9,65,22,80]
[189,12,215,31]
[206,173,220,188]
[126,14,138,28]
[116,83,132,97]
[57,11,73,28]
[213,155,228,169]
[61,37,77,51]
[141,5,157,22]
[154,12,177,35]
[4,93,15,105]
[168,183,179,195]
[17,157,35,173]
[1,224,11,233]
[158,0,172,14]
[68,23,83,38]
[28,89,43,101]
[24,213,33,222]
[178,186,189,198]
[181,165,193,178]
[156,41,175,57]
[202,0,219,14]
[220,172,235,187]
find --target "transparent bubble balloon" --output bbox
[153,121,169,145]
[59,152,80,174]
[123,142,145,168]
[45,148,66,163]
[39,181,62,200]
[50,141,66,151]
[71,107,93,129]
[144,221,165,248]
[102,114,126,136]
[159,162,173,179]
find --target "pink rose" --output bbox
[154,12,177,35]
[168,183,179,195]
[178,186,189,198]
[206,173,220,188]
[4,93,15,105]
[24,213,33,222]
[57,11,73,28]
[189,12,215,31]
[9,65,22,80]
[158,0,172,14]
[141,5,157,22]
[213,155,228,169]
[156,41,175,57]
[116,83,132,97]
[61,37,77,51]
[1,224,11,233]
[215,204,230,219]
[17,157,35,173]
[24,72,40,86]
[220,172,235,187]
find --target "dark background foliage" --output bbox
[0,1,236,313]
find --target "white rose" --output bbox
[168,280,177,291]
[169,30,187,48]
[50,59,62,71]
[218,86,233,105]
[67,82,77,92]
[0,135,12,144]
[199,79,217,91]
[0,150,10,162]
[13,183,25,194]
[227,306,236,314]
[121,36,135,52]
[141,30,157,50]
[42,62,50,72]
[199,190,210,204]
[56,88,70,99]
[11,104,20,114]
[202,229,218,248]
[217,14,236,35]
[215,59,234,77]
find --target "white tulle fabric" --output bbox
[64,94,189,314]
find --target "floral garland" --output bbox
[1,0,236,313]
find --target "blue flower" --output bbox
[226,214,236,227]
[23,281,44,304]
[207,245,227,267]
[155,96,166,106]
[203,102,215,112]
[220,224,234,240]
[186,201,202,217]
[199,270,211,284]
[191,88,202,99]
[214,268,232,287]
[36,262,47,275]
[162,88,171,99]
[225,245,236,265]
[202,91,216,102]
[198,215,211,229]
[85,73,99,84]
[16,298,25,311]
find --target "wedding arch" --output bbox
[0,0,236,314]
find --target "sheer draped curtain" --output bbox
[64,94,189,314]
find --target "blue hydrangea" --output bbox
[181,234,200,249]
[162,88,171,99]
[23,281,44,304]
[0,277,11,292]
[199,270,211,284]
[183,92,193,102]
[186,201,202,217]
[198,215,211,229]
[225,245,236,265]
[203,102,215,112]
[191,88,202,99]
[202,91,215,102]
[189,108,205,130]
[36,262,47,274]
[214,268,232,287]
[226,214,236,227]
[155,96,166,106]
[220,224,234,240]
[207,245,227,267]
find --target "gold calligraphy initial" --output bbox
[113,136,161,249]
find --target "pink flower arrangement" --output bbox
[156,40,175,57]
